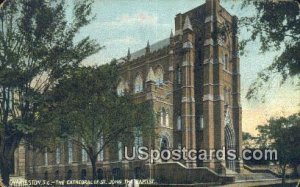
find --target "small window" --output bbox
[177,116,182,130]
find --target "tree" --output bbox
[239,0,300,101]
[0,0,101,185]
[242,132,256,149]
[256,113,300,184]
[46,63,155,181]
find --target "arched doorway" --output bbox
[44,171,48,180]
[81,169,87,180]
[112,168,122,180]
[97,169,103,180]
[54,170,59,179]
[160,136,169,162]
[224,109,236,171]
[66,170,72,180]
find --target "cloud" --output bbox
[102,12,159,29]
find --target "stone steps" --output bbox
[235,172,279,182]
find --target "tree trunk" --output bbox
[0,157,12,186]
[0,133,22,186]
[282,165,286,185]
[91,157,97,186]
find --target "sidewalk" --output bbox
[217,179,300,187]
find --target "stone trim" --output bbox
[203,83,223,86]
[203,94,226,101]
[183,41,193,49]
[181,97,195,103]
[203,58,213,64]
[204,39,214,46]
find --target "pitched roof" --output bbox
[130,38,170,60]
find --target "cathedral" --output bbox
[22,0,242,183]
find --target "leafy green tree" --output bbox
[46,63,155,181]
[256,113,300,184]
[0,0,101,185]
[242,132,256,149]
[239,0,299,101]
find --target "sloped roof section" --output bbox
[129,38,170,60]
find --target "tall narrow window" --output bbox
[117,81,125,96]
[224,54,229,70]
[177,116,182,130]
[3,88,12,110]
[160,107,167,126]
[98,134,104,161]
[44,148,48,166]
[118,141,122,161]
[68,140,73,164]
[56,147,61,164]
[199,116,204,130]
[155,67,164,85]
[81,139,88,163]
[224,88,229,106]
[134,75,143,93]
[8,88,13,110]
[176,66,181,84]
[165,112,169,127]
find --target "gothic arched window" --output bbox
[224,54,229,70]
[97,134,104,161]
[56,147,61,164]
[81,139,88,163]
[68,140,73,164]
[134,75,143,93]
[155,67,164,85]
[117,81,125,96]
[160,107,168,126]
[146,67,156,82]
[160,136,169,150]
[118,141,123,161]
[44,148,48,166]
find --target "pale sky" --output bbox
[75,0,299,135]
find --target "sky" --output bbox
[75,0,299,135]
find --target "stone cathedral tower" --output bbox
[171,0,242,172]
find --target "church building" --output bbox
[24,0,242,183]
